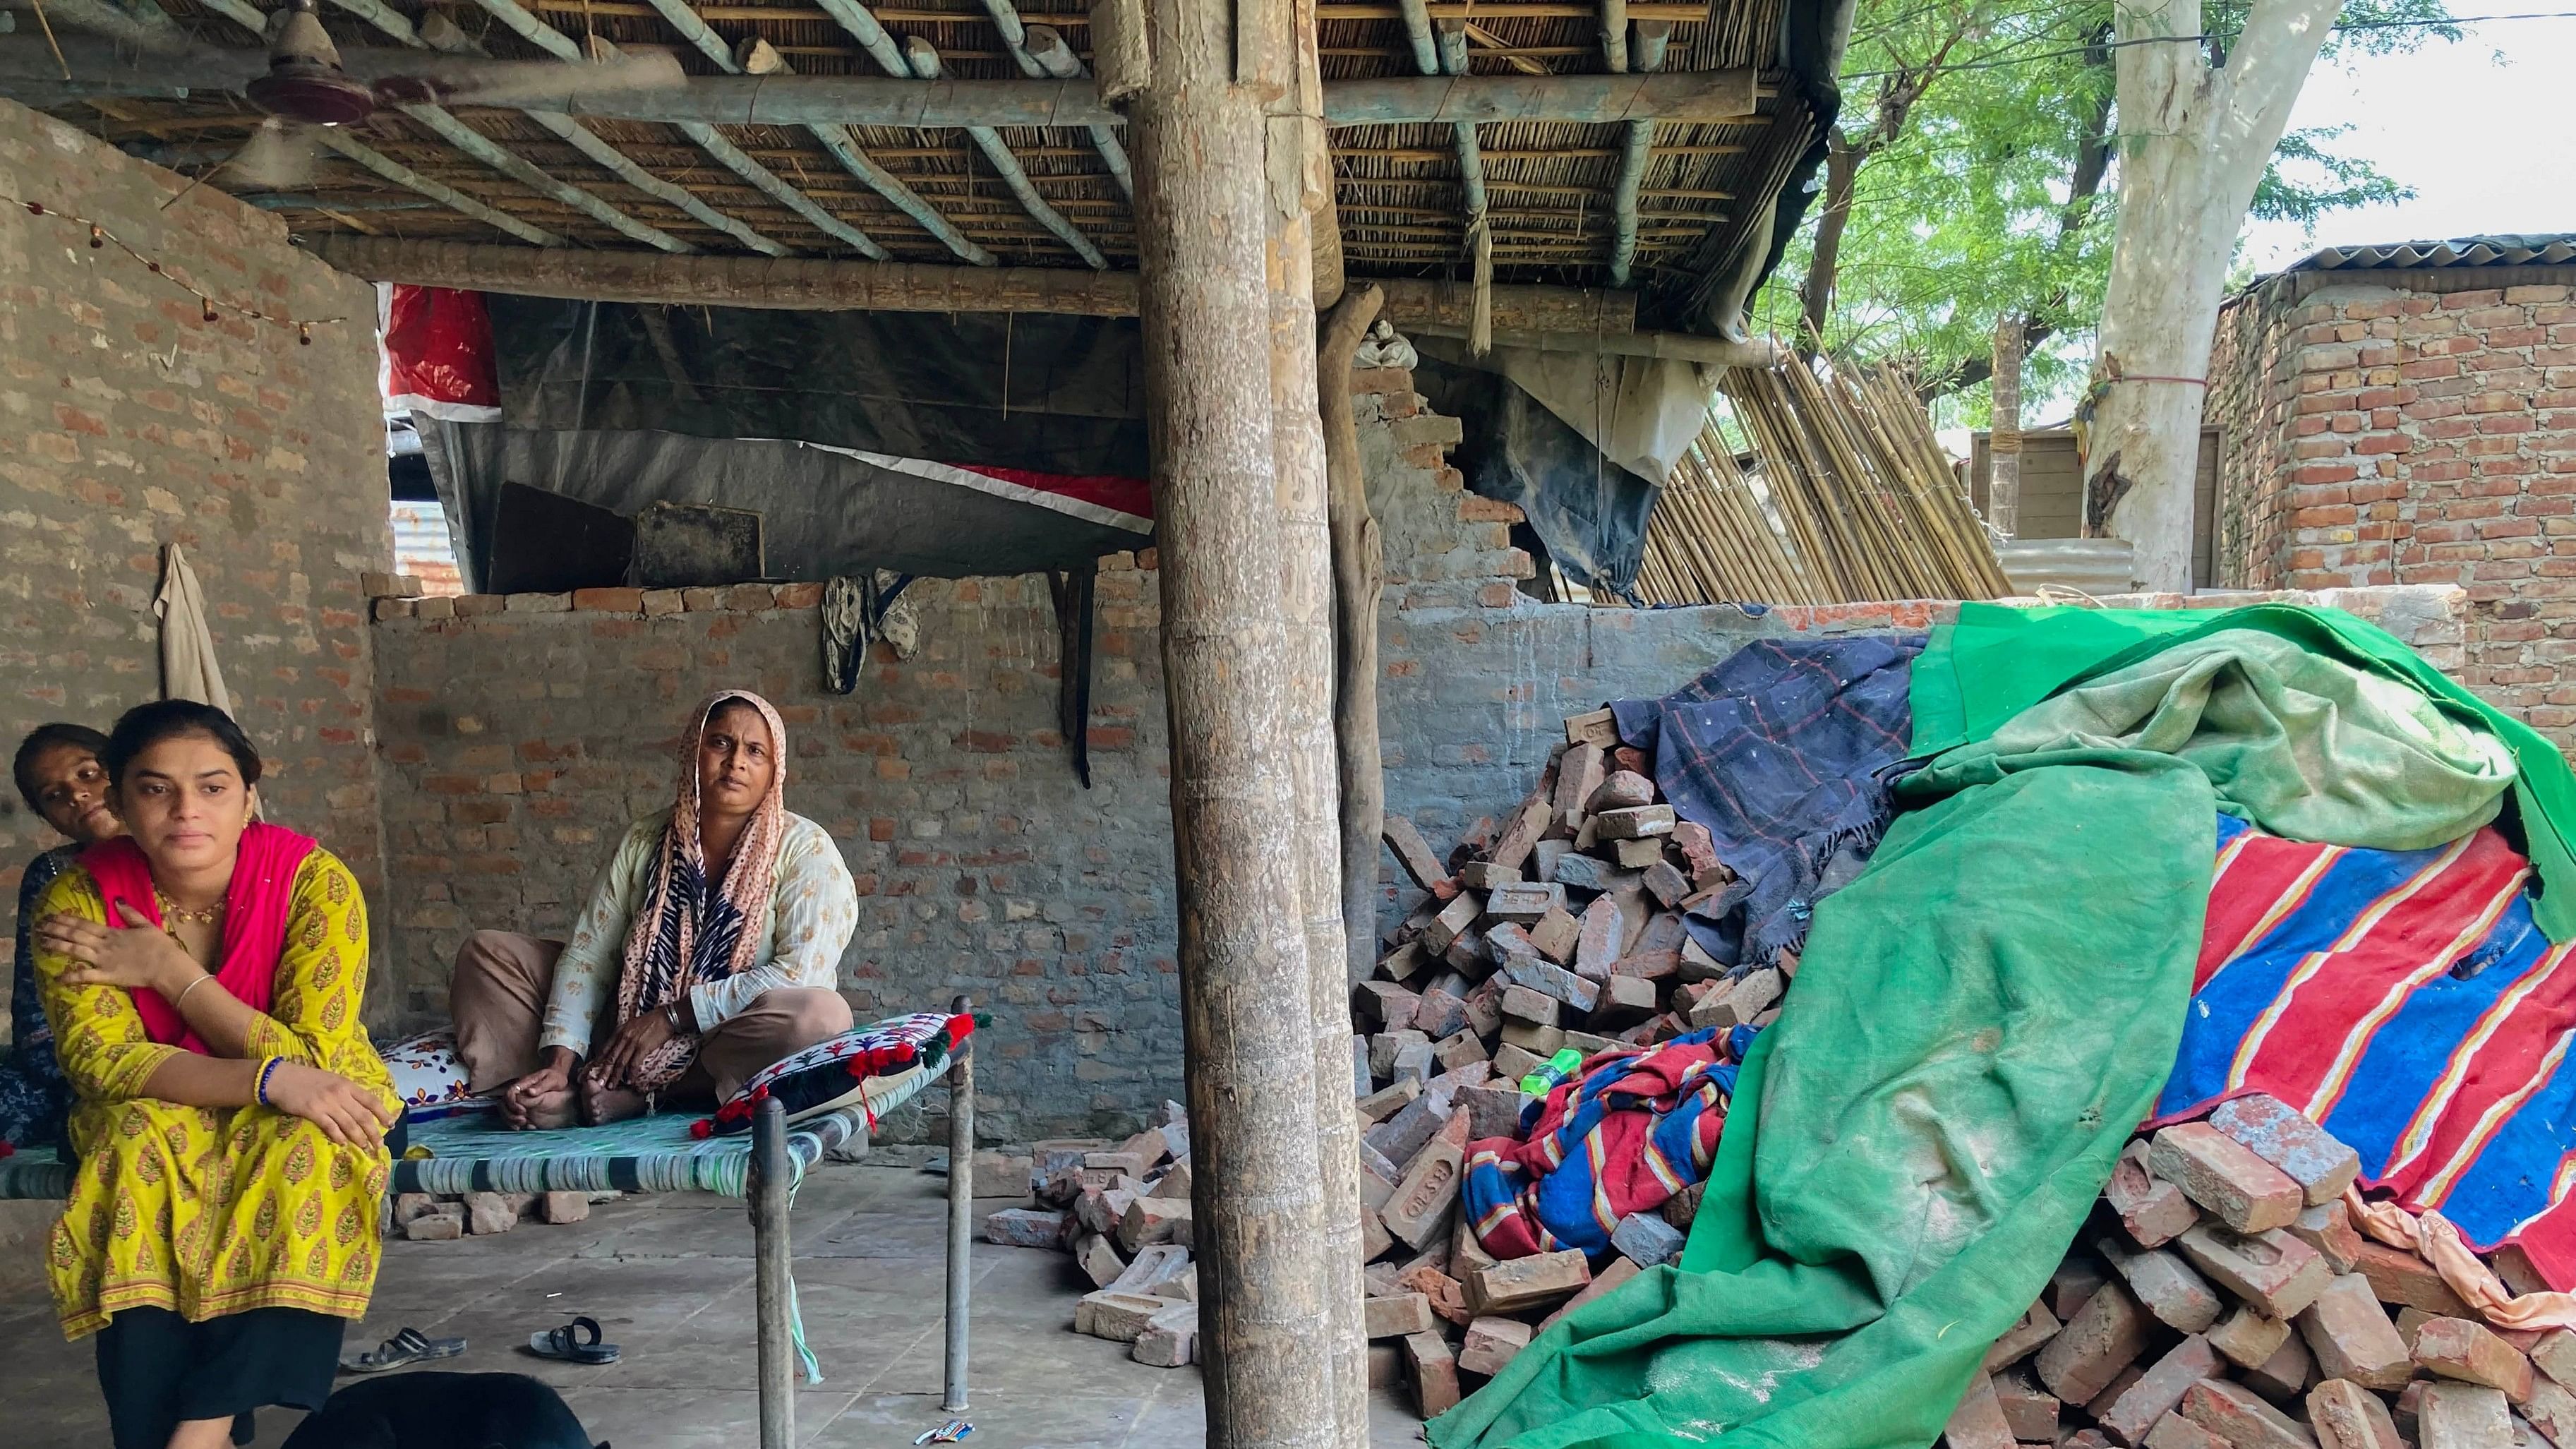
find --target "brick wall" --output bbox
[369,357,2476,1141]
[2207,267,2576,742]
[0,101,391,1028]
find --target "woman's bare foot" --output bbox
[578,1075,651,1126]
[507,1083,577,1131]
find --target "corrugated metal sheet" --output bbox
[392,502,464,596]
[2290,234,2576,272]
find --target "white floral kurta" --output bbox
[540,810,859,1057]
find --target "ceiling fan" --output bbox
[66,0,687,189]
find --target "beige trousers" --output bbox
[448,929,853,1103]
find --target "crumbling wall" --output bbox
[0,101,390,1028]
[2205,269,2576,742]
[369,361,2477,1141]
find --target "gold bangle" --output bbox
[171,973,214,1011]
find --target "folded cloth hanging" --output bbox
[2164,814,2576,1289]
[1608,635,1922,966]
[1460,1030,1735,1263]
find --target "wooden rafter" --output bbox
[896,33,1105,267]
[625,0,991,262]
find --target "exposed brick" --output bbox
[2297,1271,2415,1390]
[2147,1122,2304,1233]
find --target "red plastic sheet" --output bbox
[381,284,501,421]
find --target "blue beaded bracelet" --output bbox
[254,1057,282,1107]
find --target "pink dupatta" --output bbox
[80,822,318,1054]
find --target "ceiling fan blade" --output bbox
[371,52,688,111]
[229,116,321,191]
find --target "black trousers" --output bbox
[96,1304,347,1449]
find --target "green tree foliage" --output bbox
[1753,0,2452,420]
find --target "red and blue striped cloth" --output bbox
[1460,1029,1737,1261]
[2163,814,2576,1288]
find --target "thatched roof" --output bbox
[30,0,1828,332]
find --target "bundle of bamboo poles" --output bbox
[1633,354,2016,607]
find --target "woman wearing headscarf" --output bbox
[31,699,397,1449]
[449,690,860,1128]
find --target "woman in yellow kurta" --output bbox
[32,699,398,1449]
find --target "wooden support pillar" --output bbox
[1263,0,1368,1429]
[1319,284,1388,981]
[1128,0,1336,1442]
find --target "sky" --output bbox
[2237,13,2576,273]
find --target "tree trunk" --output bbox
[2091,0,2336,590]
[1129,0,1335,1440]
[1319,284,1385,978]
[1990,313,2024,540]
[1796,131,1858,344]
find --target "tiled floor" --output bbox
[0,1164,1428,1447]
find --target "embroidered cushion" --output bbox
[380,1029,493,1122]
[697,1012,973,1138]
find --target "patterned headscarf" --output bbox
[610,689,790,1089]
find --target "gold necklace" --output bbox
[155,889,226,927]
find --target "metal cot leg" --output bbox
[943,992,975,1414]
[753,1095,795,1449]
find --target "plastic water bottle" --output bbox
[1518,1047,1586,1098]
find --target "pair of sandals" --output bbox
[342,1318,621,1372]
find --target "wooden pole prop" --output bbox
[1262,4,1369,1433]
[1129,0,1336,1440]
[750,1097,795,1449]
[1990,313,2024,541]
[942,992,975,1413]
[1318,284,1386,980]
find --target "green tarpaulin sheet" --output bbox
[1912,602,2576,942]
[1426,760,2215,1449]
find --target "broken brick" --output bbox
[1942,1370,2018,1449]
[2109,1139,2202,1249]
[2173,1224,2333,1320]
[2306,1378,2402,1449]
[2178,1378,2316,1449]
[2037,1280,2154,1405]
[2100,1236,2224,1334]
[2413,1315,2536,1400]
[2210,1093,2364,1207]
[1467,1248,1591,1315]
[2208,1306,2292,1371]
[1458,1316,1536,1378]
[2146,1122,2304,1234]
[2285,1200,2364,1273]
[2297,1273,2414,1391]
[1364,1292,1437,1339]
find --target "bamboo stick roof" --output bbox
[35,0,1817,330]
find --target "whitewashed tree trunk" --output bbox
[2090,0,2338,590]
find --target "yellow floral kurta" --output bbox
[35,849,398,1339]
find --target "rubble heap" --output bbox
[1349,707,1788,1413]
[1968,1092,2568,1449]
[977,1104,1207,1368]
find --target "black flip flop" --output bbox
[524,1316,620,1365]
[341,1325,468,1373]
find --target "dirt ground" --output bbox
[0,1162,1429,1447]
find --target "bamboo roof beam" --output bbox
[898,37,1103,267]
[0,37,1762,128]
[313,128,562,244]
[627,0,991,262]
[467,0,886,254]
[1023,25,1133,199]
[319,0,747,251]
[1598,0,1629,73]
[1396,0,1442,73]
[303,236,1637,332]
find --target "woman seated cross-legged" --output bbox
[450,688,860,1129]
[32,700,399,1449]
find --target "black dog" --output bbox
[280,1372,605,1449]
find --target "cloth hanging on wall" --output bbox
[152,543,231,713]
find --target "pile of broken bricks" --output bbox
[1366,704,1790,1095]
[1961,1092,2568,1449]
[390,1189,605,1239]
[1352,704,1771,1417]
[977,1102,1205,1369]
